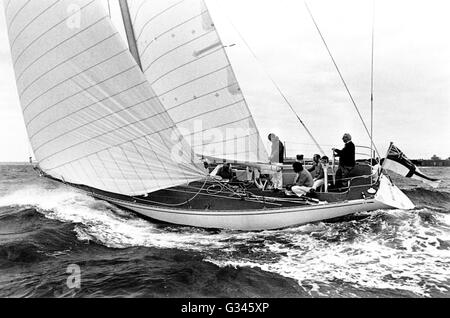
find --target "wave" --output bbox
[206,210,450,297]
[1,182,449,297]
[0,208,80,265]
[403,188,450,211]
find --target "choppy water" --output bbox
[0,164,449,298]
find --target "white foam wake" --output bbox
[207,210,450,297]
[0,184,234,251]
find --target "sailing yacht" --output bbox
[3,0,415,230]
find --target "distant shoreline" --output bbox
[411,159,450,167]
[0,162,31,166]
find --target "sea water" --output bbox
[0,164,448,298]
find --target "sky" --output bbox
[0,0,449,162]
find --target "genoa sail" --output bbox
[3,0,207,196]
[127,0,268,163]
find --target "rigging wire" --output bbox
[214,1,326,156]
[370,0,375,152]
[370,0,376,182]
[132,178,210,207]
[107,0,111,18]
[304,1,381,160]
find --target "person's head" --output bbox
[342,133,352,143]
[321,156,329,164]
[293,162,304,173]
[313,154,321,163]
[268,133,276,142]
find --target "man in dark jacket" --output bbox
[333,133,356,188]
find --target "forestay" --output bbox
[127,0,268,163]
[3,0,207,196]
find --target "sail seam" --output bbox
[131,0,147,26]
[149,46,222,85]
[5,0,208,195]
[157,64,230,97]
[6,0,31,30]
[96,152,122,192]
[135,0,186,40]
[128,0,268,162]
[202,0,267,159]
[191,132,258,148]
[29,81,147,140]
[4,0,13,16]
[32,94,165,153]
[31,80,238,145]
[143,136,176,183]
[41,113,210,171]
[166,82,238,112]
[139,10,208,58]
[72,161,91,188]
[120,146,146,193]
[21,36,124,106]
[176,99,245,125]
[27,63,230,129]
[142,29,215,73]
[131,141,161,189]
[183,116,253,138]
[41,122,175,169]
[25,65,138,127]
[9,0,60,50]
[86,156,107,189]
[12,0,98,68]
[15,15,109,83]
[107,148,134,194]
[34,97,245,156]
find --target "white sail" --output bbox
[127,0,268,163]
[3,0,207,196]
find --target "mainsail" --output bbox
[3,0,207,196]
[127,0,268,163]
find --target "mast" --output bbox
[118,0,143,70]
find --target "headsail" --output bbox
[3,0,206,196]
[127,0,268,163]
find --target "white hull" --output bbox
[94,193,391,231]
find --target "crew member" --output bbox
[332,133,356,188]
[268,133,285,192]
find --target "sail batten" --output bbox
[128,0,268,163]
[4,0,207,196]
